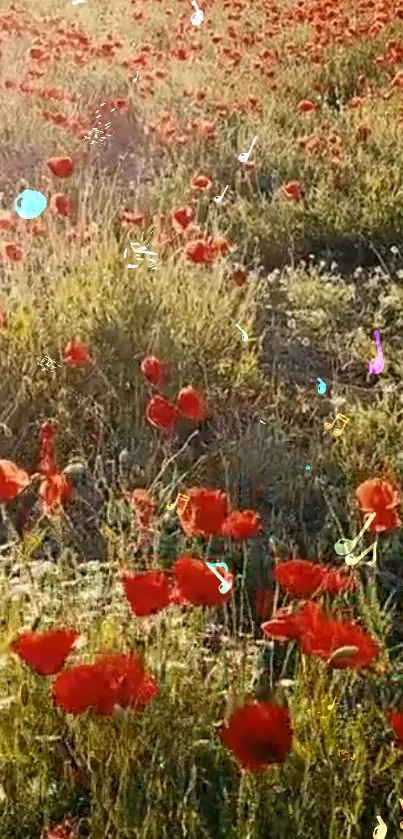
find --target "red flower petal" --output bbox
[219,702,293,771]
[11,627,78,675]
[123,571,170,616]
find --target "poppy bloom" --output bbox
[1,242,24,262]
[219,702,293,772]
[389,711,403,747]
[185,239,216,264]
[63,339,94,367]
[261,608,303,642]
[0,460,30,502]
[221,510,261,540]
[129,488,155,528]
[46,157,74,178]
[179,487,230,537]
[141,355,165,387]
[40,471,72,514]
[190,173,212,191]
[355,478,401,532]
[10,627,78,676]
[297,99,316,113]
[172,206,194,232]
[50,193,74,218]
[173,554,233,606]
[42,819,78,839]
[146,395,177,431]
[299,610,379,670]
[274,559,327,598]
[356,124,371,142]
[281,180,304,201]
[176,385,207,422]
[53,651,158,716]
[123,571,170,616]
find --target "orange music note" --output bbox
[324,413,350,437]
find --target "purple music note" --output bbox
[368,330,384,375]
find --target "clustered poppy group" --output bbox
[4,414,403,774]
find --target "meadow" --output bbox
[1,0,403,836]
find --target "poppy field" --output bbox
[2,0,403,836]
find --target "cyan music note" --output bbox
[205,562,232,594]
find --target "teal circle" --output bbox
[14,189,47,220]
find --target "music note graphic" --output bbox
[166,493,190,515]
[368,330,384,375]
[321,697,339,719]
[238,136,257,164]
[214,185,229,204]
[399,798,403,829]
[190,0,204,25]
[334,512,376,556]
[323,413,350,437]
[373,814,388,839]
[205,562,232,594]
[235,324,248,342]
[344,539,377,567]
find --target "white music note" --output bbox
[238,136,257,164]
[190,0,204,25]
[205,562,232,594]
[214,186,229,204]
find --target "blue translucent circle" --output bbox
[13,189,47,220]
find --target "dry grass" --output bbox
[0,0,403,835]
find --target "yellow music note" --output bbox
[166,493,190,515]
[324,413,350,437]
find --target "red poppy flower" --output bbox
[129,488,155,527]
[47,157,74,178]
[389,711,403,747]
[179,487,230,537]
[0,213,17,232]
[10,627,78,676]
[261,608,302,642]
[50,193,74,218]
[281,180,304,201]
[185,239,216,264]
[211,236,231,256]
[0,460,30,502]
[1,242,24,262]
[141,355,165,387]
[190,173,212,191]
[123,571,170,616]
[355,478,401,532]
[221,510,261,540]
[146,395,177,431]
[172,206,194,232]
[322,567,356,595]
[297,99,317,113]
[219,702,293,772]
[176,386,207,422]
[299,611,379,670]
[173,554,233,606]
[40,472,72,514]
[63,339,94,367]
[356,124,371,142]
[53,651,158,716]
[43,818,78,839]
[274,559,326,598]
